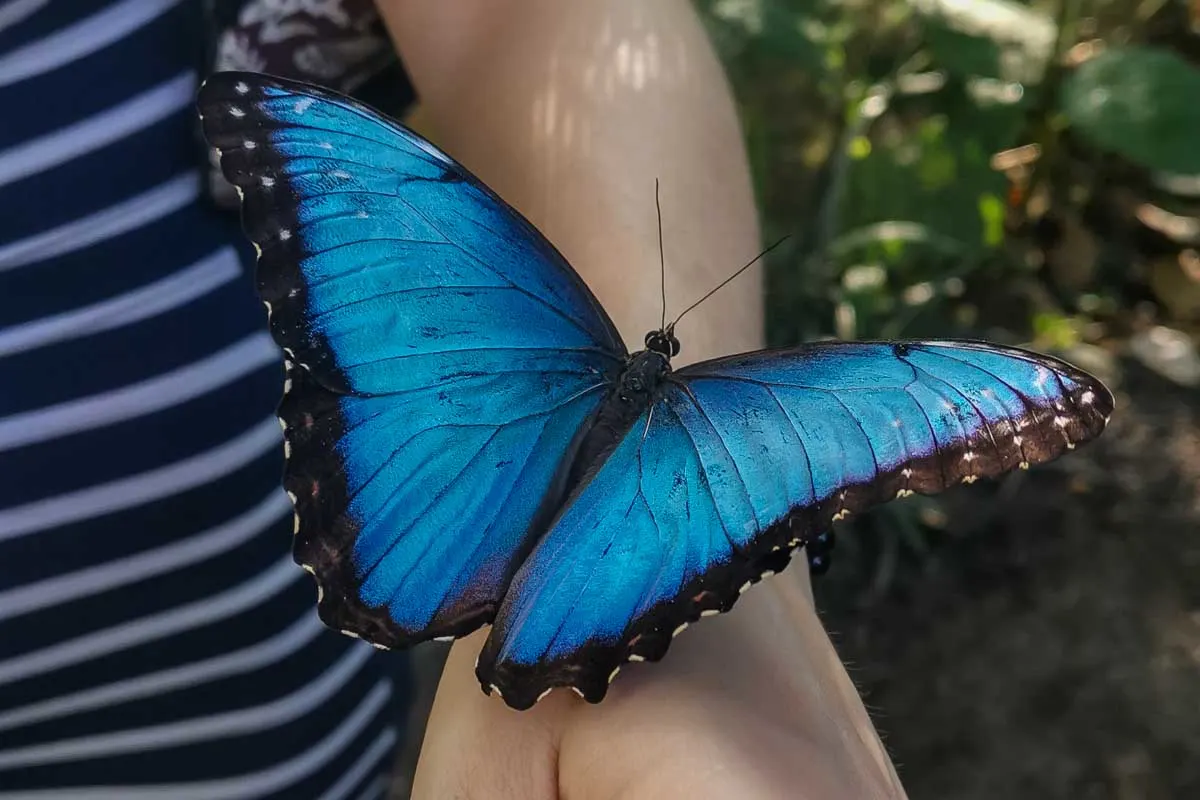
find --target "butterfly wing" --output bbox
[476,341,1112,708]
[197,72,626,646]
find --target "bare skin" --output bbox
[376,1,909,797]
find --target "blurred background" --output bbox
[683,0,1199,797]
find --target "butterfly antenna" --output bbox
[669,235,790,328]
[656,179,667,332]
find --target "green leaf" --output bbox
[1032,312,1081,350]
[1061,46,1200,174]
[977,193,1006,247]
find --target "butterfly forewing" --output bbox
[197,72,626,646]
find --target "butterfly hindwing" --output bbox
[198,72,626,646]
[476,341,1112,708]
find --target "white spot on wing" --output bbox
[330,169,352,180]
[234,81,249,95]
[700,609,720,617]
[229,106,245,118]
[571,687,585,699]
[608,667,621,683]
[536,688,553,703]
[340,629,361,640]
[293,97,315,114]
[760,570,775,579]
[286,490,298,505]
[278,229,291,241]
[738,581,752,595]
[628,653,645,662]
[293,513,300,535]
[1081,390,1095,405]
[672,622,689,637]
[261,176,275,188]
[300,563,315,575]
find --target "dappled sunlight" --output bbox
[494,1,761,361]
[527,11,691,155]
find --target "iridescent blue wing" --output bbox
[477,341,1112,708]
[197,72,626,646]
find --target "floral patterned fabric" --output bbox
[201,0,414,208]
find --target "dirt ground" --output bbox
[817,360,1200,800]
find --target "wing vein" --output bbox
[390,192,615,349]
[759,383,818,507]
[674,383,760,531]
[907,359,1005,464]
[661,398,738,552]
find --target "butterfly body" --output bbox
[571,346,670,456]
[198,72,1114,710]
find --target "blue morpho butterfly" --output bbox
[197,72,1114,710]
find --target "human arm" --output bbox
[374,1,908,797]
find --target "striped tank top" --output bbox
[0,2,410,797]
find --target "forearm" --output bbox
[375,2,904,798]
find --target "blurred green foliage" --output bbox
[695,0,1200,345]
[694,0,1200,586]
[1062,44,1200,174]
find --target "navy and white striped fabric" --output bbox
[0,2,408,797]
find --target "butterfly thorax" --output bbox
[617,348,672,405]
[561,348,670,491]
